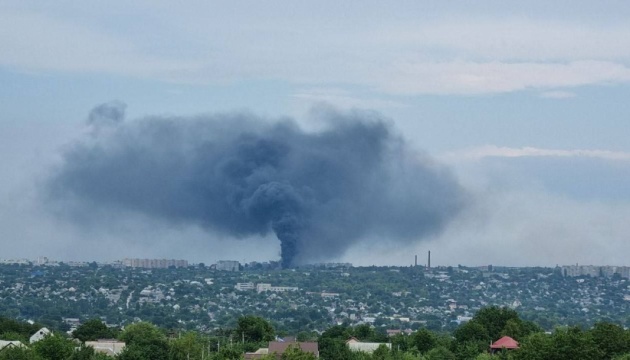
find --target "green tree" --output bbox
[549,326,603,360]
[425,346,455,360]
[511,331,553,360]
[72,319,113,342]
[353,324,376,341]
[454,321,489,344]
[590,322,630,359]
[68,344,112,360]
[31,333,75,360]
[0,316,40,341]
[281,344,317,360]
[453,320,490,356]
[118,322,169,360]
[235,316,275,343]
[169,332,204,360]
[513,327,603,360]
[475,353,494,360]
[0,346,42,360]
[411,329,437,354]
[318,325,353,360]
[296,331,318,342]
[500,318,542,342]
[472,306,519,341]
[390,333,411,353]
[500,319,524,340]
[372,344,392,360]
[0,330,28,343]
[211,345,244,360]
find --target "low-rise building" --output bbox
[0,340,25,352]
[256,283,298,293]
[86,339,126,356]
[245,340,318,359]
[235,283,255,291]
[30,327,51,343]
[122,258,188,269]
[347,338,391,353]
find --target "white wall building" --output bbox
[86,340,126,356]
[235,283,255,291]
[347,338,391,353]
[30,328,51,343]
[256,283,298,293]
[0,340,25,351]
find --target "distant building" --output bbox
[216,260,240,271]
[235,283,255,291]
[347,338,391,353]
[245,340,318,359]
[320,292,340,298]
[0,258,30,265]
[122,258,188,269]
[0,340,25,351]
[86,340,126,356]
[30,328,51,343]
[62,318,81,326]
[490,336,519,354]
[562,265,630,279]
[256,283,298,293]
[308,263,352,269]
[66,261,89,267]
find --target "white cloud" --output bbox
[3,5,630,95]
[441,145,630,162]
[291,88,408,110]
[540,90,577,99]
[378,61,630,95]
[376,18,630,62]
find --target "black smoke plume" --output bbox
[48,103,467,267]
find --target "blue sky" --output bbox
[2,1,630,266]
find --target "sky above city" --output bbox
[2,1,630,266]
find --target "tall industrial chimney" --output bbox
[414,255,417,267]
[428,250,431,269]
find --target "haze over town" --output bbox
[2,1,630,267]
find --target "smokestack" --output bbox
[428,250,431,269]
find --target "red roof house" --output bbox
[490,336,519,353]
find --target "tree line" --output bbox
[3,306,630,359]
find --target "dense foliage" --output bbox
[3,309,630,359]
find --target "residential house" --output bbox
[30,327,51,343]
[0,340,25,352]
[86,339,126,356]
[245,340,319,359]
[347,338,391,354]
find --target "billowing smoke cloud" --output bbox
[47,102,467,267]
